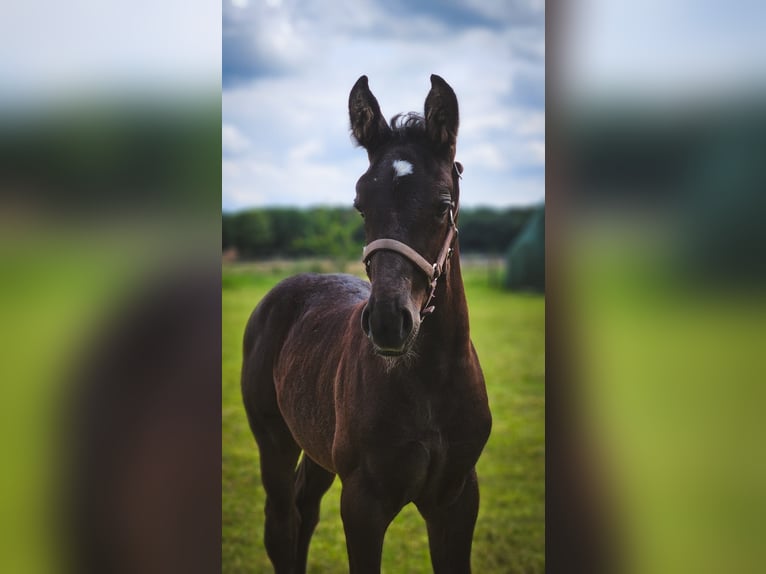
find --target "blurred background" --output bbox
[554,1,766,573]
[0,1,221,572]
[2,0,765,572]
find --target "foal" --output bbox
[242,75,492,574]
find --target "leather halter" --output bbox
[362,163,461,319]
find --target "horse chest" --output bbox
[343,392,487,507]
[416,405,485,484]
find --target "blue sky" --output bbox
[564,0,766,104]
[2,1,764,212]
[0,0,220,107]
[222,0,545,210]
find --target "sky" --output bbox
[564,0,766,104]
[0,0,220,106]
[2,1,764,212]
[222,0,546,211]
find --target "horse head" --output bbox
[349,75,462,356]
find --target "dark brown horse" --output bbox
[242,75,492,574]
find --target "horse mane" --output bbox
[389,113,426,141]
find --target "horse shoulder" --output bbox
[267,274,368,472]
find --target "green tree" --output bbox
[234,210,273,258]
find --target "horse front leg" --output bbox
[294,455,335,574]
[418,468,480,574]
[339,473,400,574]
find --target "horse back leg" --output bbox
[242,337,301,573]
[417,468,480,574]
[294,454,335,573]
[248,406,301,573]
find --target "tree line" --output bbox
[223,205,538,259]
[0,98,220,215]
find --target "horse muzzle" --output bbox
[361,296,419,356]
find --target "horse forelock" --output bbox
[389,113,426,140]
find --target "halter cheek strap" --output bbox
[362,204,458,319]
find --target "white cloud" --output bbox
[566,0,766,100]
[222,124,251,154]
[516,111,545,136]
[1,0,220,101]
[222,153,361,211]
[463,173,544,207]
[224,185,266,206]
[527,140,545,164]
[288,140,324,163]
[459,144,507,171]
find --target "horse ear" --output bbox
[349,75,391,152]
[424,74,459,160]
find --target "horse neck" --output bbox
[419,242,471,354]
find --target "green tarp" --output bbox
[504,204,544,292]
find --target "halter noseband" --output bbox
[361,163,461,319]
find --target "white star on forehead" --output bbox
[392,159,413,177]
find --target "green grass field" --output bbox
[222,261,545,573]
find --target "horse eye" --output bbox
[437,201,452,217]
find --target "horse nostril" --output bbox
[361,305,371,337]
[401,307,414,339]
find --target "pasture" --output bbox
[222,260,545,573]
